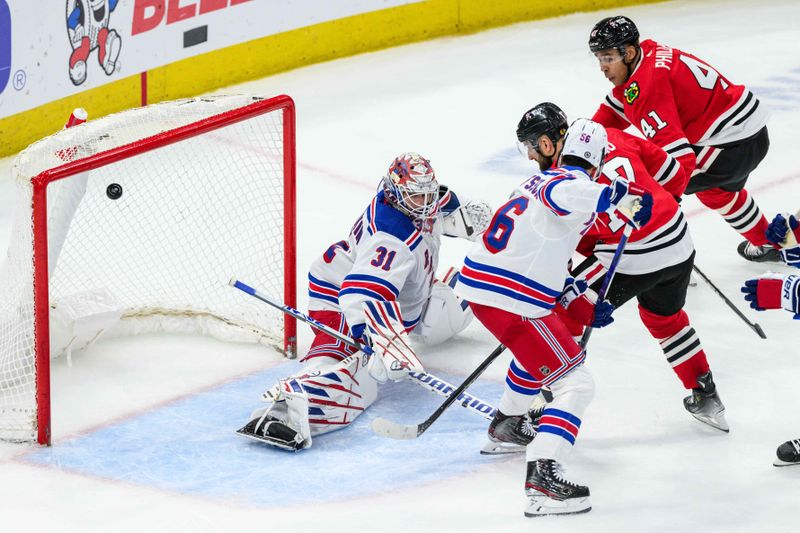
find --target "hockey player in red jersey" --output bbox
[588,16,780,263]
[238,153,492,451]
[456,117,652,517]
[740,212,800,466]
[503,102,728,433]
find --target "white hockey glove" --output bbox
[362,300,425,382]
[442,199,493,241]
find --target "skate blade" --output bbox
[480,440,526,455]
[524,495,591,517]
[773,459,800,467]
[690,412,730,433]
[235,427,302,452]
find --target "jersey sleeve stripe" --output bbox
[537,177,574,216]
[605,94,626,118]
[339,286,396,301]
[308,275,341,305]
[653,156,679,185]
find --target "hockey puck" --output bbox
[106,183,123,200]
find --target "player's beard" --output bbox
[538,154,555,172]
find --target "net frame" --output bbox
[8,94,296,445]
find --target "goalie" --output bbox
[238,152,492,451]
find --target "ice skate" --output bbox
[524,459,591,517]
[774,439,800,467]
[737,240,781,263]
[236,411,307,451]
[683,371,729,432]
[480,405,543,455]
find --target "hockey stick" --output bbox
[228,279,497,420]
[691,265,767,339]
[579,223,634,348]
[370,224,637,441]
[371,343,507,440]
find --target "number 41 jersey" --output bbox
[455,166,613,320]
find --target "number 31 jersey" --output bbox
[308,190,452,334]
[455,166,612,320]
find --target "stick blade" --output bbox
[754,323,767,339]
[371,417,420,440]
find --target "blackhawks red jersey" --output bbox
[577,128,694,275]
[592,39,769,190]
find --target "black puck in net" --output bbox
[106,183,123,200]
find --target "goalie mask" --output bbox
[381,152,440,226]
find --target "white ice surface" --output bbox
[1,0,800,531]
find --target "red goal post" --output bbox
[0,94,297,445]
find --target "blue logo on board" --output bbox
[0,0,10,95]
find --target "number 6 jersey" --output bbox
[455,166,619,319]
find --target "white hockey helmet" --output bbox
[559,118,608,178]
[381,152,440,225]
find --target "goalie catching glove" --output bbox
[354,300,425,382]
[442,198,493,241]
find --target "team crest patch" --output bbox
[624,82,640,105]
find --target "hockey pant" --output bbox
[687,127,770,245]
[470,303,594,463]
[566,253,711,390]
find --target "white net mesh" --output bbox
[0,95,293,442]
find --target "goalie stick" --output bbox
[228,278,497,421]
[371,223,635,441]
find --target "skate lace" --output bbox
[550,463,579,488]
[519,416,536,437]
[791,439,800,454]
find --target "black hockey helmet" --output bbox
[516,102,568,144]
[588,16,640,53]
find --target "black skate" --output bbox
[737,240,781,263]
[481,405,544,455]
[683,371,729,432]
[774,439,800,467]
[236,413,307,451]
[524,459,591,517]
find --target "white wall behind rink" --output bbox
[0,0,423,119]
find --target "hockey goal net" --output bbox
[0,94,296,445]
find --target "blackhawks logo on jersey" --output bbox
[624,81,640,105]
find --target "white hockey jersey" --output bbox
[455,166,622,319]
[308,189,461,335]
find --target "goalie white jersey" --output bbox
[308,188,462,334]
[455,166,619,319]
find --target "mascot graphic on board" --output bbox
[66,0,122,86]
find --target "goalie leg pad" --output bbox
[247,354,378,450]
[415,274,473,346]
